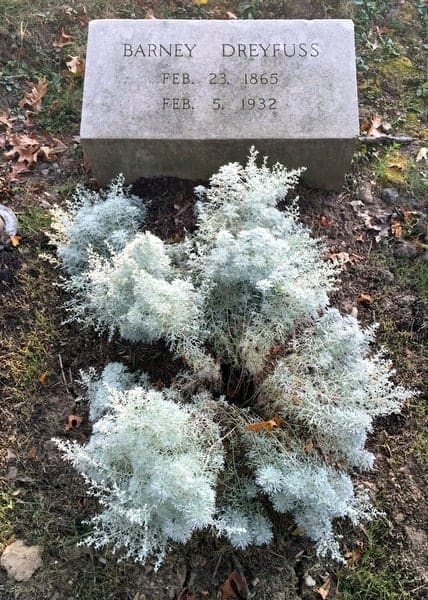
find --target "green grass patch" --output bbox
[0,486,15,551]
[336,519,413,599]
[19,207,52,237]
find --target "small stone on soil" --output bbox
[305,575,316,587]
[1,540,43,582]
[356,182,374,204]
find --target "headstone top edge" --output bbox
[88,18,355,22]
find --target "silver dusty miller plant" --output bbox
[51,149,411,567]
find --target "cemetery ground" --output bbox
[0,1,426,599]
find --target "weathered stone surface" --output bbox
[1,540,43,581]
[81,19,359,190]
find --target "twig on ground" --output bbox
[358,135,414,145]
[58,353,71,395]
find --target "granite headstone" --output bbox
[80,19,359,190]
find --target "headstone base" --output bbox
[82,138,356,191]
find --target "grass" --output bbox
[336,521,413,600]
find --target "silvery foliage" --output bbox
[55,364,223,568]
[52,150,411,565]
[64,232,204,360]
[263,309,412,470]
[186,149,337,373]
[49,175,145,274]
[251,441,373,561]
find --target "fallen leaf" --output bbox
[0,111,16,128]
[65,415,83,431]
[194,0,209,4]
[145,8,157,19]
[9,235,22,247]
[66,56,85,76]
[391,220,402,238]
[318,214,333,227]
[39,138,67,161]
[53,27,73,48]
[366,114,383,137]
[355,233,364,242]
[317,576,331,599]
[6,163,30,182]
[246,417,282,433]
[227,11,237,19]
[357,293,373,304]
[38,370,48,385]
[345,547,362,567]
[26,448,37,460]
[16,146,39,165]
[416,147,427,162]
[221,570,248,600]
[18,79,48,113]
[327,252,364,267]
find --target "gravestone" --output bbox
[80,19,359,190]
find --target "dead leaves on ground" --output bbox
[2,131,66,174]
[53,28,73,48]
[246,417,283,433]
[326,251,364,268]
[18,79,48,113]
[221,570,249,600]
[66,56,85,77]
[363,114,393,138]
[65,415,83,431]
[357,293,373,305]
[316,575,331,599]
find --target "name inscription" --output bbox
[121,39,321,115]
[123,41,320,58]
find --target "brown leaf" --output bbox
[145,8,157,19]
[0,111,16,128]
[367,114,383,138]
[6,163,30,182]
[9,235,22,247]
[317,576,331,599]
[221,570,248,600]
[357,293,373,305]
[38,370,48,385]
[326,251,364,267]
[66,56,85,76]
[391,220,402,238]
[53,27,73,48]
[246,417,282,433]
[345,547,362,567]
[16,146,39,164]
[318,214,333,227]
[18,79,48,113]
[39,138,67,161]
[65,415,83,431]
[26,448,37,460]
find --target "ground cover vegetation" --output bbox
[0,1,427,599]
